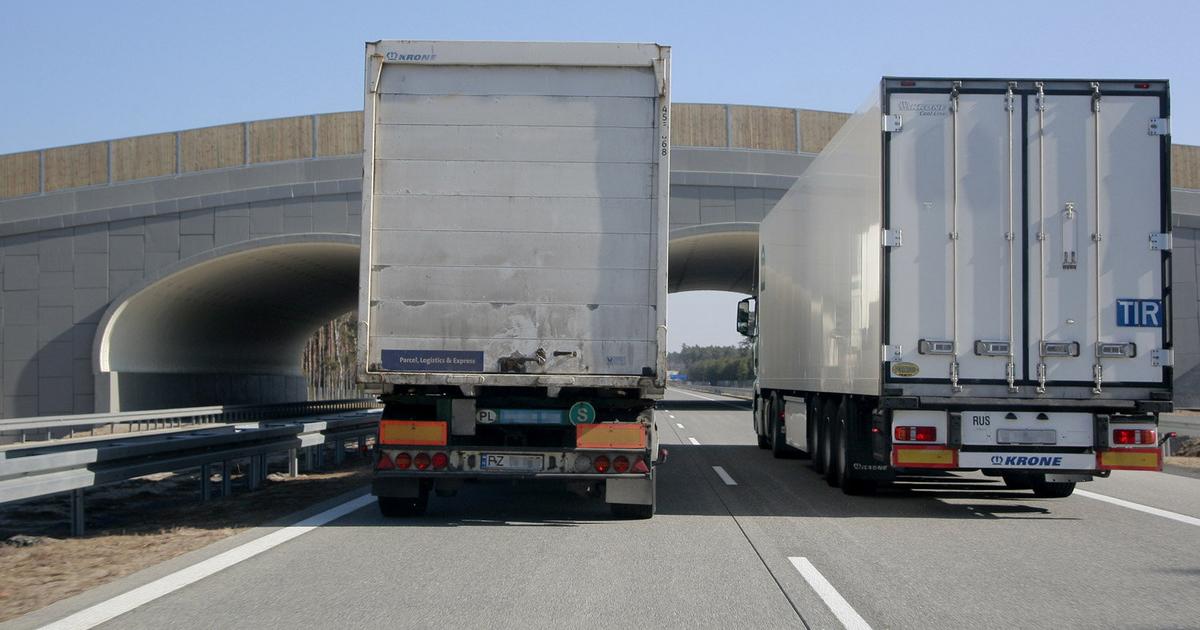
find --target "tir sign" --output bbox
[1116,299,1162,327]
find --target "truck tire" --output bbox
[1030,477,1076,498]
[812,399,830,475]
[1001,472,1034,490]
[378,492,428,518]
[823,401,840,487]
[805,399,820,460]
[755,396,771,449]
[816,400,835,480]
[610,501,655,519]
[836,402,873,495]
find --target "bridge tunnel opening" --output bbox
[94,236,360,412]
[90,224,763,412]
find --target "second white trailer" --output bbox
[741,77,1171,496]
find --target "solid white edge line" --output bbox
[788,557,873,630]
[671,388,719,401]
[712,465,737,486]
[1075,489,1200,527]
[687,437,701,446]
[675,423,685,429]
[39,493,375,630]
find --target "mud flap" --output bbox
[605,474,655,506]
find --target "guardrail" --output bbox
[0,399,380,535]
[0,398,376,445]
[675,384,753,400]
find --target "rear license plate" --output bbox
[479,453,544,472]
[996,429,1057,445]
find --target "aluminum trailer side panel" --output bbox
[358,41,670,391]
[757,92,884,396]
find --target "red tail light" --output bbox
[594,455,610,473]
[1113,428,1156,445]
[432,452,449,470]
[1134,82,1151,89]
[894,426,937,442]
[613,455,630,473]
[414,452,431,470]
[376,452,394,470]
[631,457,649,474]
[395,452,412,470]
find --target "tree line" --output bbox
[668,343,753,384]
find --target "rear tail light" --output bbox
[574,454,592,473]
[432,452,449,470]
[894,426,937,442]
[594,455,610,473]
[613,455,630,473]
[376,452,395,470]
[631,457,649,474]
[414,452,431,470]
[395,452,412,470]
[1113,428,1157,445]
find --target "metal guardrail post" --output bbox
[222,460,233,497]
[248,457,261,490]
[200,463,212,502]
[70,489,85,536]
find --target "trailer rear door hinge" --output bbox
[882,344,903,362]
[1149,232,1172,251]
[883,113,903,133]
[882,228,903,247]
[1151,349,1173,367]
[1149,118,1170,136]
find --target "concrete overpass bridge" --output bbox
[1,105,1199,415]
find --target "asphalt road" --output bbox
[18,388,1200,629]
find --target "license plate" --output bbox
[996,429,1058,445]
[479,453,544,472]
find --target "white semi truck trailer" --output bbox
[740,77,1172,496]
[358,41,670,517]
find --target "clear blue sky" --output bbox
[2,0,1195,350]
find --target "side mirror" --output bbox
[736,297,757,337]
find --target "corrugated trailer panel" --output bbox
[359,41,669,388]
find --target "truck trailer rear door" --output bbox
[886,83,1025,389]
[1026,83,1169,392]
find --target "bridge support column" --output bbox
[288,448,299,477]
[334,439,345,465]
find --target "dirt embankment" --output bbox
[0,451,373,623]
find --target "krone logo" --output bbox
[386,52,437,61]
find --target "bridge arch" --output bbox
[93,234,360,411]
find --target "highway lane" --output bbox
[19,388,1200,629]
